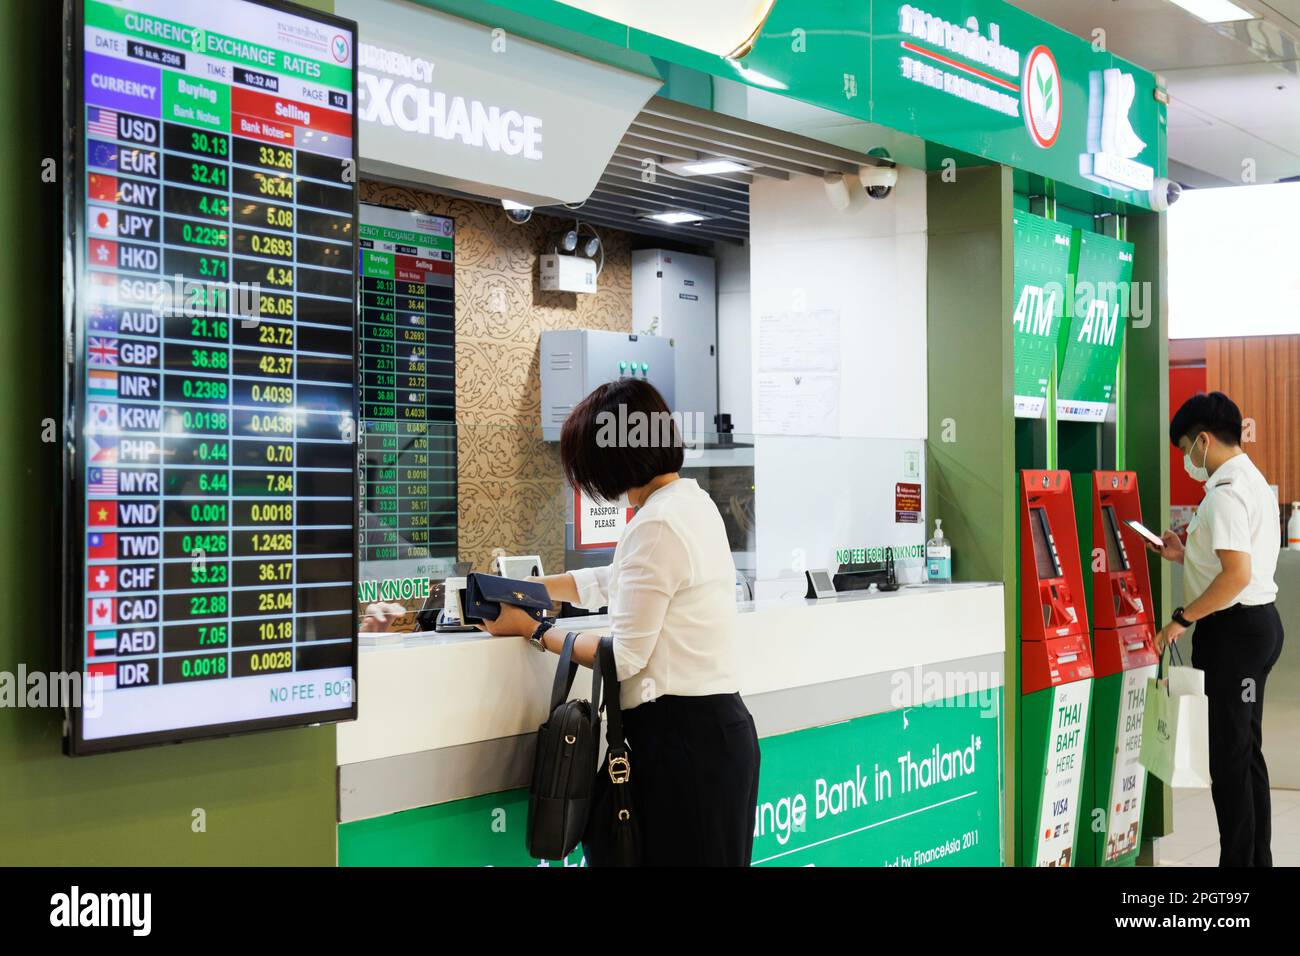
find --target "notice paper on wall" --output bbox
[756,310,841,435]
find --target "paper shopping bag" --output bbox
[1138,665,1211,789]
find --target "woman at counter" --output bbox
[479,379,761,866]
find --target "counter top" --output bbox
[359,581,1001,655]
[338,579,1008,821]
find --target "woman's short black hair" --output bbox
[1169,391,1242,447]
[560,378,685,502]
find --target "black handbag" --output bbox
[583,636,642,866]
[462,572,553,624]
[526,632,603,861]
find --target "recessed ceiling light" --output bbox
[1166,0,1255,23]
[663,158,751,176]
[641,210,707,225]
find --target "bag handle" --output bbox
[549,632,604,720]
[597,636,628,759]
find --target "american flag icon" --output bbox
[88,106,118,139]
[89,467,118,495]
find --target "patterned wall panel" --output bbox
[359,181,633,584]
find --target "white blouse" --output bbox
[568,478,740,711]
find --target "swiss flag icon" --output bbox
[88,597,116,627]
[88,565,117,592]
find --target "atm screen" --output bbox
[1029,507,1062,580]
[1101,505,1129,572]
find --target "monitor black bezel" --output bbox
[63,0,362,756]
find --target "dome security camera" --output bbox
[1148,177,1182,213]
[502,199,533,224]
[858,163,898,200]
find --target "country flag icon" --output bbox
[87,661,117,691]
[88,531,117,559]
[88,467,118,495]
[87,630,117,657]
[88,434,118,464]
[89,206,118,238]
[88,500,117,527]
[88,310,119,333]
[87,106,119,139]
[88,173,118,203]
[88,336,118,367]
[88,597,116,628]
[87,403,118,435]
[88,565,117,593]
[88,369,118,398]
[89,239,118,266]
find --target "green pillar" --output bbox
[925,165,1016,864]
[0,0,339,866]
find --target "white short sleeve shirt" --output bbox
[567,478,740,711]
[1182,453,1280,607]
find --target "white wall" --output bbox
[715,239,753,433]
[748,167,929,440]
[745,168,931,589]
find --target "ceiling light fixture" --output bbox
[663,158,751,176]
[641,210,707,225]
[1166,0,1255,23]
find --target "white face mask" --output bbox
[1183,434,1210,483]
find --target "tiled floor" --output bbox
[1156,787,1300,866]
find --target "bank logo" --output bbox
[332,34,351,64]
[1023,45,1062,149]
[1081,68,1154,191]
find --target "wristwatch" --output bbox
[528,619,553,653]
[1171,606,1193,628]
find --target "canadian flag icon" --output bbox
[88,597,116,627]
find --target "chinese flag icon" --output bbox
[88,598,116,627]
[88,174,117,203]
[88,565,117,592]
[89,501,117,527]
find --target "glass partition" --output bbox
[355,423,937,632]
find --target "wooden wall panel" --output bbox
[1205,334,1300,506]
[357,182,634,626]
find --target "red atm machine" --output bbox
[1087,471,1160,866]
[1019,470,1094,867]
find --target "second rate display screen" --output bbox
[67,0,360,753]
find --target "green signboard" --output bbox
[339,690,1004,866]
[448,0,1166,208]
[1012,211,1073,419]
[1057,231,1135,422]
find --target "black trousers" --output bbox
[616,693,761,866]
[1190,602,1285,867]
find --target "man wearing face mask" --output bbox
[1149,391,1283,867]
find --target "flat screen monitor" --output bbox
[64,0,360,753]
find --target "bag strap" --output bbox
[549,632,580,713]
[1169,637,1185,668]
[597,636,627,757]
[549,632,604,720]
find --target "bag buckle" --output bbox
[608,754,631,784]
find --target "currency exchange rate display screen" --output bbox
[357,204,457,603]
[64,0,359,754]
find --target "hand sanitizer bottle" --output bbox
[927,519,952,583]
[1288,502,1300,551]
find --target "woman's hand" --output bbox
[361,602,406,633]
[476,602,541,639]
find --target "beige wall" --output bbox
[358,182,634,611]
